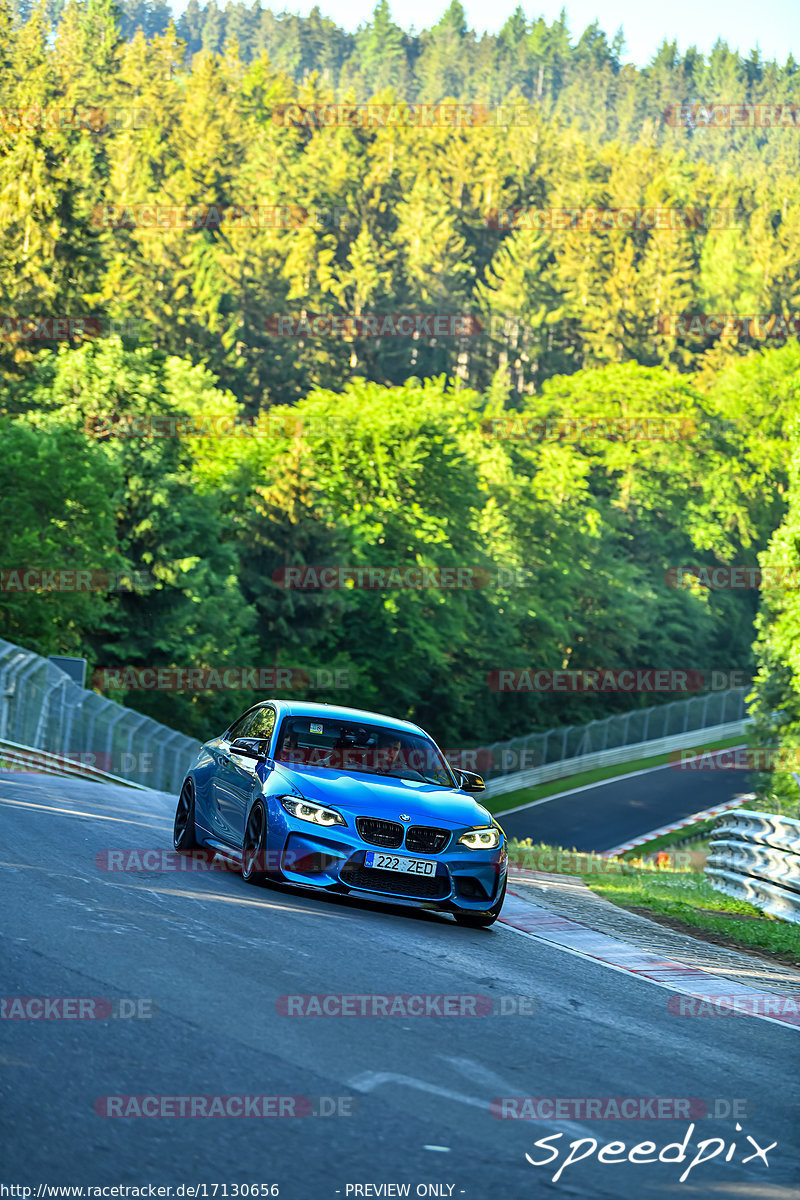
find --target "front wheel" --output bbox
[454,878,507,928]
[173,779,203,852]
[242,801,269,885]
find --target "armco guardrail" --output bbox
[0,638,199,793]
[705,809,800,924]
[482,687,748,782]
[484,718,751,798]
[0,738,148,790]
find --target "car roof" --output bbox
[266,700,427,737]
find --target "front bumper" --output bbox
[276,823,506,912]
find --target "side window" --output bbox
[227,709,258,741]
[248,706,276,740]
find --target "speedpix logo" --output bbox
[523,1122,776,1184]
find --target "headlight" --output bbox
[458,827,501,850]
[279,796,346,828]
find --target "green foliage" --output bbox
[3,4,799,402]
[1,2,798,758]
[0,417,122,654]
[749,405,800,818]
[3,338,798,744]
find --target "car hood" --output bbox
[267,762,493,829]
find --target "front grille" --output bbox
[405,826,450,854]
[340,861,450,900]
[356,816,404,848]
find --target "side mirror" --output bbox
[458,770,486,792]
[230,737,270,761]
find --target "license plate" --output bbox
[364,852,437,876]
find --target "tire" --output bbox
[241,801,269,885]
[173,778,203,852]
[454,878,507,928]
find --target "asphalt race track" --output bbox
[1,769,797,1199]
[496,760,751,850]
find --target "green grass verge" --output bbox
[507,838,680,874]
[619,819,718,859]
[484,733,745,817]
[506,838,800,965]
[587,869,800,966]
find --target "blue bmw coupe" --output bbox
[173,700,507,926]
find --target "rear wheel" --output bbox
[454,878,507,928]
[242,801,269,885]
[173,779,203,852]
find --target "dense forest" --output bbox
[2,1,800,403]
[1,0,799,808]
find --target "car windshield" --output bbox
[274,716,456,787]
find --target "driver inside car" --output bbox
[276,729,309,765]
[376,734,405,773]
